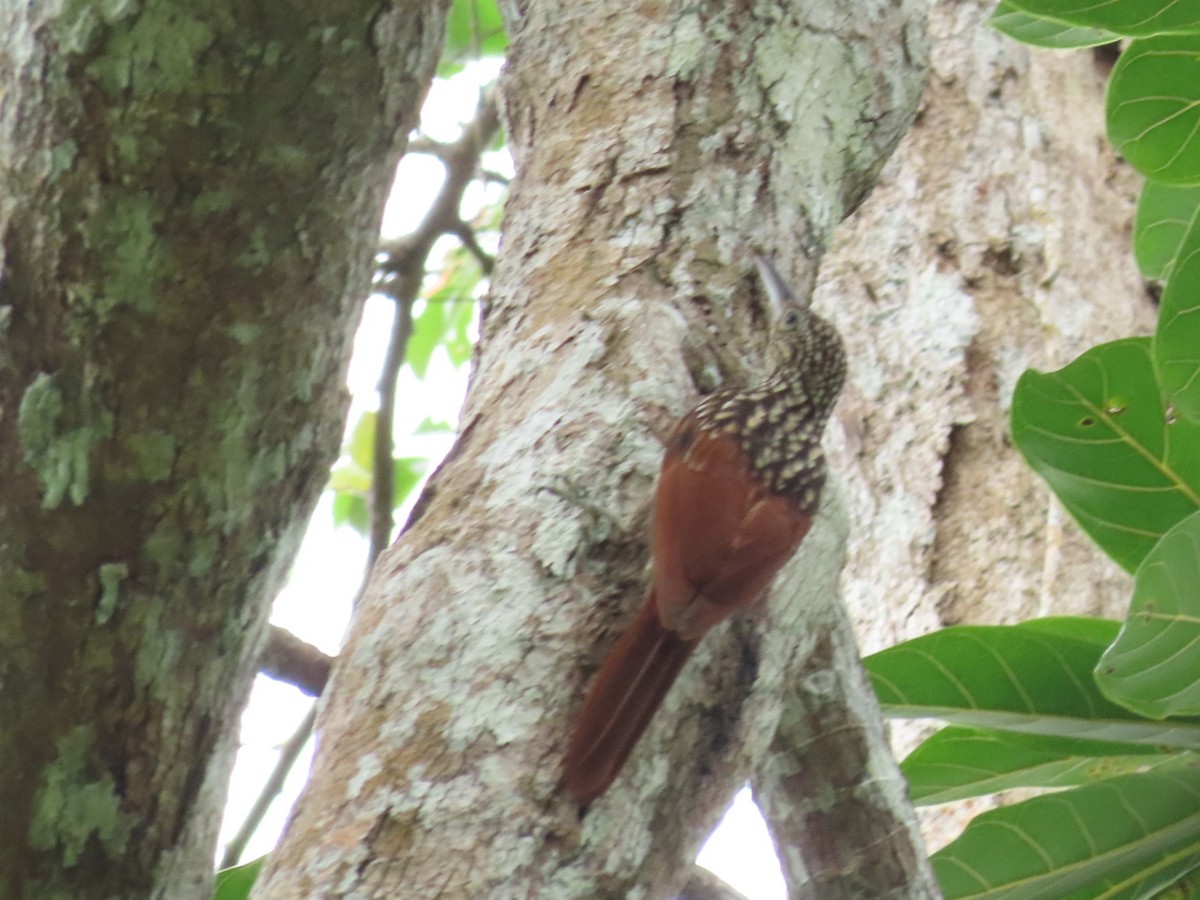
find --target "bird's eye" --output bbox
[782,310,800,327]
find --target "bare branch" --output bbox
[753,553,937,898]
[367,88,502,560]
[407,135,450,157]
[370,291,416,567]
[479,168,511,186]
[679,867,751,900]
[219,704,317,869]
[449,219,495,275]
[259,625,334,697]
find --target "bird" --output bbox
[559,255,847,808]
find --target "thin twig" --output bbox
[219,704,318,869]
[406,135,450,157]
[479,168,510,186]
[449,219,495,275]
[367,88,501,562]
[369,288,417,567]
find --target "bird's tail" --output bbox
[560,592,697,808]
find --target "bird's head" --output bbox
[754,255,846,414]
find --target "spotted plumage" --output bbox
[560,255,846,808]
[688,275,845,514]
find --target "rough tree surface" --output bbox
[0,2,444,896]
[257,0,1149,895]
[260,0,933,897]
[817,0,1150,844]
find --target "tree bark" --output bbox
[0,2,445,897]
[809,0,1152,847]
[260,0,931,896]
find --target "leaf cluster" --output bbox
[867,3,1200,896]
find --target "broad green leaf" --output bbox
[213,857,262,900]
[1097,511,1200,718]
[328,413,374,525]
[328,412,376,529]
[990,1,1117,48]
[1137,868,1200,900]
[903,724,1192,805]
[1003,0,1200,37]
[1155,209,1200,422]
[328,406,427,532]
[933,770,1200,899]
[330,456,426,533]
[866,623,1200,747]
[1011,338,1200,573]
[1108,35,1200,185]
[1134,182,1200,280]
[1095,853,1200,900]
[1015,616,1120,647]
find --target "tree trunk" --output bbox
[808,0,1151,848]
[259,0,932,896]
[0,2,445,896]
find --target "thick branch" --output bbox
[679,867,751,900]
[753,534,938,897]
[259,626,334,697]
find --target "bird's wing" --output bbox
[650,415,809,640]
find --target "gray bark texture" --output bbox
[259,0,935,897]
[0,2,445,897]
[815,0,1150,846]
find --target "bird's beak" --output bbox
[753,255,807,322]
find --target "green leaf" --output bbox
[933,770,1200,899]
[408,252,480,377]
[440,0,507,77]
[866,622,1200,747]
[1003,0,1200,37]
[331,492,368,534]
[1155,207,1200,422]
[346,411,377,470]
[1015,616,1120,647]
[392,457,428,509]
[990,1,1118,48]
[903,724,1191,805]
[414,417,454,435]
[1098,855,1200,900]
[443,293,477,367]
[1097,511,1200,718]
[1152,868,1200,900]
[1134,181,1200,281]
[1107,34,1200,185]
[327,463,369,496]
[213,857,262,900]
[1011,338,1200,573]
[328,412,376,532]
[407,298,446,379]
